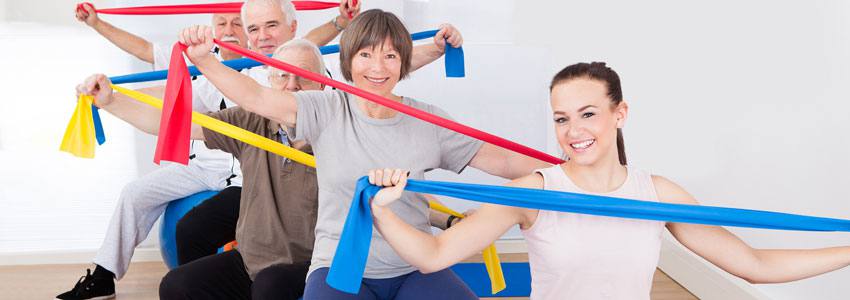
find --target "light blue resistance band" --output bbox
[109,29,464,84]
[327,176,850,294]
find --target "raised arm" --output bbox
[468,142,552,180]
[76,74,205,140]
[303,0,361,47]
[75,3,154,63]
[656,175,850,283]
[179,25,298,127]
[410,24,463,72]
[370,169,541,273]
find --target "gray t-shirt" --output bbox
[294,90,483,279]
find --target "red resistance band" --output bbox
[76,1,339,15]
[211,40,565,165]
[154,43,193,165]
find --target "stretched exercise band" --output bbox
[76,1,339,15]
[110,85,318,168]
[211,39,562,164]
[326,176,850,294]
[429,201,505,293]
[106,85,507,291]
[108,30,462,84]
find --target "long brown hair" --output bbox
[550,62,627,165]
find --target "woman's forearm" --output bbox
[746,246,850,283]
[373,205,448,273]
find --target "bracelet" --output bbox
[446,215,459,229]
[331,16,345,31]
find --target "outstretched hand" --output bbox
[434,23,463,52]
[178,25,216,64]
[76,74,113,107]
[75,3,99,27]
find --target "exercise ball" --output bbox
[159,190,219,269]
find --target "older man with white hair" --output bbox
[57,2,358,300]
[75,38,327,300]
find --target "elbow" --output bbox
[142,126,159,136]
[417,263,445,274]
[740,274,761,284]
[739,274,776,284]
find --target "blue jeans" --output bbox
[304,267,476,300]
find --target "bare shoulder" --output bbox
[506,172,545,189]
[504,172,545,228]
[651,174,699,205]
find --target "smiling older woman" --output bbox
[175,8,549,300]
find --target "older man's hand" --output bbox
[178,25,216,64]
[338,0,363,26]
[76,74,114,108]
[75,2,100,27]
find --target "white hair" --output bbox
[272,39,326,74]
[240,0,297,29]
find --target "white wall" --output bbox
[514,1,850,299]
[2,0,849,299]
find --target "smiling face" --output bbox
[550,78,628,167]
[348,38,402,96]
[338,9,412,94]
[211,13,247,60]
[243,1,297,55]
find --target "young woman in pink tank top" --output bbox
[368,62,850,299]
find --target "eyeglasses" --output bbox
[269,71,319,88]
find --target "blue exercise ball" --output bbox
[159,191,220,269]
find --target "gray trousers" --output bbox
[92,162,232,279]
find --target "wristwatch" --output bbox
[332,16,345,31]
[446,215,459,229]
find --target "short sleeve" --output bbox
[431,106,484,173]
[203,107,268,159]
[293,90,344,144]
[191,77,223,113]
[151,42,172,70]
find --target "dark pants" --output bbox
[176,186,241,265]
[303,267,476,300]
[159,250,309,300]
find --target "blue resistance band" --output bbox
[327,176,850,294]
[109,30,464,84]
[91,105,106,145]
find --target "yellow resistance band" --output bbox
[59,95,97,158]
[112,85,506,294]
[428,201,507,294]
[112,85,316,167]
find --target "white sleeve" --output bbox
[151,43,172,70]
[190,77,223,113]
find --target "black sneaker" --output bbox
[55,268,115,300]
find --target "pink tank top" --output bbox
[521,165,665,300]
